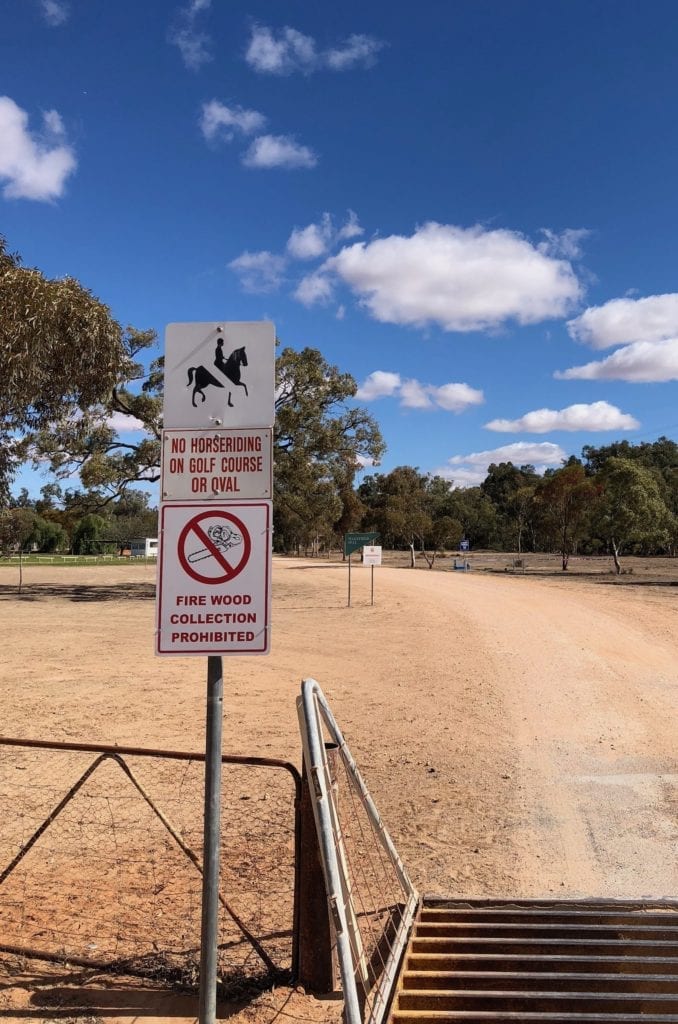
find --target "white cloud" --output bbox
[486,401,639,433]
[356,370,484,412]
[567,293,678,349]
[294,270,335,305]
[337,210,363,240]
[0,97,76,201]
[287,210,363,260]
[169,0,212,70]
[287,213,333,259]
[199,100,266,141]
[106,412,145,433]
[324,34,384,70]
[228,250,286,293]
[242,134,317,169]
[245,24,383,74]
[307,222,582,331]
[539,228,589,260]
[400,379,433,409]
[433,383,485,412]
[356,454,378,468]
[245,25,316,74]
[555,337,678,382]
[356,371,402,400]
[40,0,69,26]
[434,442,567,487]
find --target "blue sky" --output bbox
[3,0,678,498]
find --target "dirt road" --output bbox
[0,558,676,1022]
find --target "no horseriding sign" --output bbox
[162,428,272,501]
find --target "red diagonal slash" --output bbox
[178,511,251,585]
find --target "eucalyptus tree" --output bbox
[593,457,674,573]
[534,463,600,569]
[0,235,128,500]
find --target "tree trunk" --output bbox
[561,551,569,571]
[611,538,622,575]
[409,542,416,568]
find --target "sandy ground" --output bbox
[0,557,677,1022]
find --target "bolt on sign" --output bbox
[162,428,272,501]
[156,502,271,656]
[163,321,275,429]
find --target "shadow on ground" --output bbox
[0,961,275,1020]
[0,583,156,603]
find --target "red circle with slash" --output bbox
[178,510,252,585]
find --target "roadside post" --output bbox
[343,532,378,607]
[157,322,275,1024]
[362,544,382,605]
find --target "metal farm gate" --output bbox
[0,737,301,994]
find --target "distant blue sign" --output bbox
[459,539,470,552]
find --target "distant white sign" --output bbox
[164,322,275,429]
[156,501,271,656]
[362,545,382,566]
[162,428,272,501]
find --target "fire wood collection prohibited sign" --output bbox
[156,502,271,656]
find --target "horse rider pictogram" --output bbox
[186,334,249,408]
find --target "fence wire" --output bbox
[0,739,300,996]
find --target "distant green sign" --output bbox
[344,532,378,557]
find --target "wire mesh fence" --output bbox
[298,680,418,1024]
[0,738,300,996]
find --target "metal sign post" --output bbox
[159,322,275,1024]
[362,545,382,607]
[199,655,223,1024]
[344,532,378,608]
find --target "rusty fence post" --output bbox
[296,744,339,993]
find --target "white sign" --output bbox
[363,545,382,566]
[164,322,275,429]
[156,502,271,656]
[162,428,272,501]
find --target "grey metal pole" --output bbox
[347,553,352,607]
[371,564,374,606]
[199,655,223,1024]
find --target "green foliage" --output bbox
[445,487,498,549]
[359,467,431,550]
[0,508,39,555]
[593,456,674,572]
[28,328,160,504]
[71,513,108,555]
[481,462,540,549]
[273,347,383,552]
[534,463,600,569]
[0,235,129,495]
